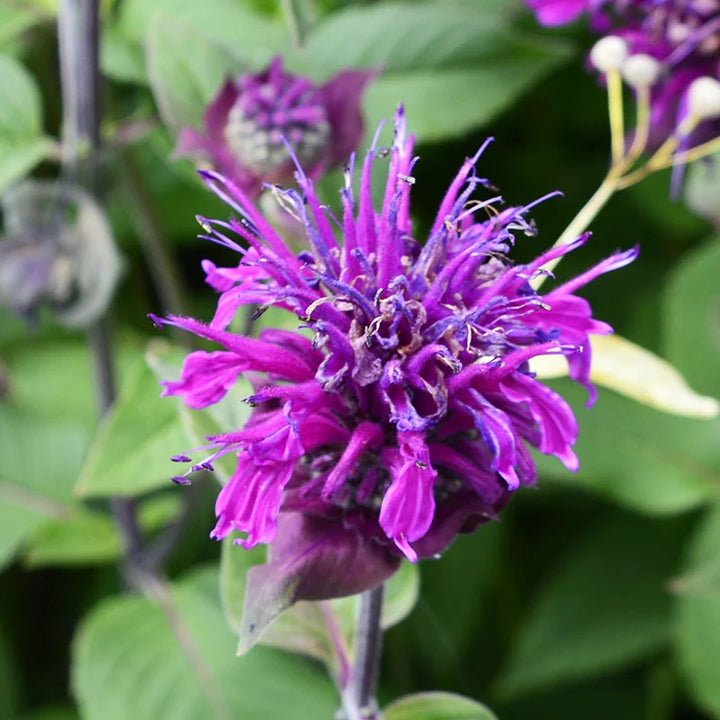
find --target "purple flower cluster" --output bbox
[157,108,635,564]
[175,56,376,200]
[527,0,720,143]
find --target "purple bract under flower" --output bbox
[527,0,720,143]
[157,108,636,564]
[175,56,376,200]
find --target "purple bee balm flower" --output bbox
[527,1,720,145]
[155,107,635,607]
[174,56,377,200]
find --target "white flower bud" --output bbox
[687,76,720,120]
[590,36,629,73]
[620,54,661,88]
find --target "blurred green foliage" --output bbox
[1,0,720,718]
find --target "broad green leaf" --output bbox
[104,0,286,83]
[22,508,120,567]
[535,381,720,515]
[664,237,720,400]
[363,44,571,144]
[22,493,182,568]
[0,6,41,47]
[384,692,498,720]
[497,516,685,699]
[0,407,89,569]
[303,0,516,76]
[75,354,188,498]
[146,15,245,132]
[0,54,53,190]
[72,566,338,720]
[674,505,720,716]
[118,0,285,57]
[0,137,56,195]
[0,53,42,135]
[531,334,719,418]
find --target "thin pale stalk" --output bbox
[607,70,625,165]
[530,172,619,291]
[626,85,651,164]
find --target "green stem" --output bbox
[531,171,620,291]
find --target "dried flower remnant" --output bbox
[155,107,635,589]
[0,181,121,327]
[174,56,377,200]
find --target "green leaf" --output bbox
[0,4,50,48]
[72,566,338,720]
[384,692,498,720]
[663,236,720,400]
[497,516,685,699]
[303,0,516,75]
[22,508,120,567]
[75,354,189,498]
[302,2,571,143]
[21,492,182,568]
[0,54,53,190]
[0,407,89,569]
[0,53,42,135]
[674,505,720,716]
[363,46,569,144]
[146,15,246,132]
[118,0,285,57]
[0,137,55,194]
[536,381,720,515]
[104,0,286,84]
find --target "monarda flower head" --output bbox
[174,56,376,200]
[155,107,635,601]
[526,1,720,144]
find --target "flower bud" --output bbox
[621,54,661,88]
[590,36,629,72]
[174,56,377,200]
[687,76,720,119]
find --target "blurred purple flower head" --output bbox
[175,56,377,199]
[527,0,720,144]
[156,107,635,572]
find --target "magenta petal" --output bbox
[161,350,244,408]
[379,432,437,562]
[239,512,401,651]
[526,0,588,26]
[204,77,238,136]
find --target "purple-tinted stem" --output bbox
[58,0,145,572]
[320,601,351,689]
[344,584,384,720]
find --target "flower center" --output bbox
[224,75,330,176]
